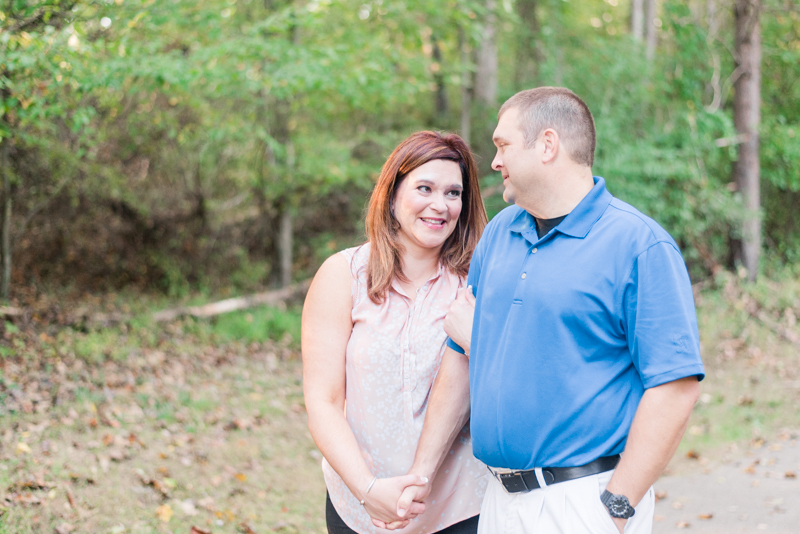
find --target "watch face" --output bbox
[607,496,634,518]
[609,498,628,515]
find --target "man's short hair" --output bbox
[499,87,596,167]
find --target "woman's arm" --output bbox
[302,254,425,529]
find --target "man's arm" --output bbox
[604,376,700,532]
[396,346,471,517]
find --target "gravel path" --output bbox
[653,437,800,533]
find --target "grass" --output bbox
[209,306,302,346]
[676,270,800,458]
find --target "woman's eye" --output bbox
[447,190,462,198]
[418,186,431,193]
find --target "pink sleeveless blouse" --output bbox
[321,244,487,533]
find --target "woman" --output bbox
[302,131,488,534]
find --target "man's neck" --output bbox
[520,167,595,220]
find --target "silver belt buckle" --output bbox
[487,466,531,493]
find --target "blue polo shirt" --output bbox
[448,177,704,470]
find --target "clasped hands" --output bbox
[363,474,431,530]
[362,286,475,530]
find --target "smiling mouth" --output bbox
[420,217,446,227]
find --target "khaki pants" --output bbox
[477,469,654,534]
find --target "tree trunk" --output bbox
[733,0,762,281]
[278,205,293,288]
[1,139,11,301]
[631,0,644,42]
[459,27,473,144]
[515,0,540,86]
[645,0,658,60]
[432,39,449,126]
[475,0,498,108]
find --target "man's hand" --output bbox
[364,475,428,530]
[444,285,476,354]
[611,517,626,533]
[396,477,432,518]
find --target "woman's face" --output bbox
[392,159,464,253]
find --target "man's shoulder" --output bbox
[481,204,527,238]
[603,197,678,253]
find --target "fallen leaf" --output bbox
[234,473,247,482]
[238,523,257,534]
[156,504,173,522]
[108,448,126,462]
[98,454,110,473]
[785,471,796,479]
[698,513,713,520]
[672,501,683,509]
[102,434,115,447]
[16,442,32,455]
[66,488,77,509]
[55,522,75,534]
[743,463,757,474]
[676,521,690,528]
[180,499,198,516]
[654,515,665,522]
[655,490,667,501]
[685,450,700,459]
[190,527,212,534]
[198,496,215,511]
[68,473,95,485]
[157,466,170,476]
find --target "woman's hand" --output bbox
[444,285,476,354]
[365,475,428,530]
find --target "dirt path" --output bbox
[653,436,800,533]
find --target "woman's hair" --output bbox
[365,131,487,304]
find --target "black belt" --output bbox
[489,454,621,494]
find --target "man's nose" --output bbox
[491,151,502,171]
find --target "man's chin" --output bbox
[502,189,515,205]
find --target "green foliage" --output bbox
[1,0,798,295]
[211,306,302,347]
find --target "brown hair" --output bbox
[365,131,487,304]
[499,87,596,167]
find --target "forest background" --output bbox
[2,0,799,299]
[1,0,800,533]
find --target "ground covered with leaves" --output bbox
[0,301,325,534]
[1,270,799,533]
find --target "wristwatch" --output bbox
[601,490,636,519]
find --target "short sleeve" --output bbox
[623,241,705,388]
[446,234,487,354]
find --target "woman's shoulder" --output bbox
[336,242,370,276]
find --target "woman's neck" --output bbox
[399,243,441,288]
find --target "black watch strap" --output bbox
[601,490,636,519]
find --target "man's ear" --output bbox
[541,128,559,164]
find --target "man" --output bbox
[396,87,704,533]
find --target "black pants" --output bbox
[326,492,479,534]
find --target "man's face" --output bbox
[491,107,541,205]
